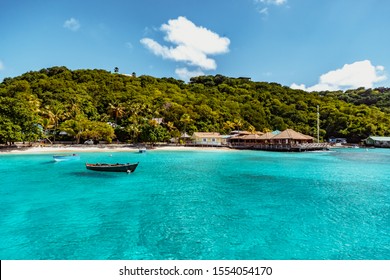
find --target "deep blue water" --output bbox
[0,148,389,260]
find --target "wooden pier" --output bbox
[230,143,329,152]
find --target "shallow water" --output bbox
[0,148,389,259]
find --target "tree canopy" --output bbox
[1,67,389,144]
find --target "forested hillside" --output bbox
[1,66,389,144]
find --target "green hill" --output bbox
[1,66,389,144]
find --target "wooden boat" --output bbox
[53,154,80,162]
[85,162,139,173]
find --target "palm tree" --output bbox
[45,103,65,143]
[126,123,141,144]
[165,121,174,131]
[180,113,191,134]
[234,118,244,132]
[65,100,82,119]
[59,118,86,144]
[223,120,236,133]
[107,102,125,124]
[247,125,256,134]
[40,117,54,144]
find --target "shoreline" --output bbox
[0,144,231,155]
[0,144,371,155]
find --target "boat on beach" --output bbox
[53,154,80,162]
[139,147,147,153]
[85,162,139,173]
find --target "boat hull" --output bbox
[85,162,139,173]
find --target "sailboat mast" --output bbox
[317,105,320,143]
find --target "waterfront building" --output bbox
[364,136,390,148]
[191,132,222,146]
[328,137,347,144]
[228,128,326,151]
[229,131,264,147]
[271,129,314,145]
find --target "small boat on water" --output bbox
[85,162,139,173]
[139,147,147,153]
[53,154,80,162]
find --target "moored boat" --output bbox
[139,147,147,153]
[85,162,139,173]
[53,154,80,162]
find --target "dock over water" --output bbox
[231,143,330,152]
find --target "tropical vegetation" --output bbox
[0,66,389,145]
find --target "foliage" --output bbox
[1,67,389,144]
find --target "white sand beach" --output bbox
[0,144,230,154]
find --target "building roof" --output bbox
[192,132,221,138]
[271,129,314,140]
[230,132,265,140]
[258,132,275,140]
[237,134,263,140]
[366,136,390,141]
[229,130,252,135]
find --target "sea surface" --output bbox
[0,148,389,260]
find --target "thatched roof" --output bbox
[181,132,191,138]
[272,129,314,140]
[239,134,263,140]
[258,132,275,140]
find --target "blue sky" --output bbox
[1,0,389,91]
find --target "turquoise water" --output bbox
[0,148,389,260]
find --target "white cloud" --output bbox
[175,68,205,81]
[63,18,80,31]
[376,65,385,72]
[291,60,387,92]
[160,16,230,56]
[254,0,287,17]
[257,0,287,5]
[259,8,269,15]
[141,16,230,77]
[290,83,307,91]
[0,60,4,71]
